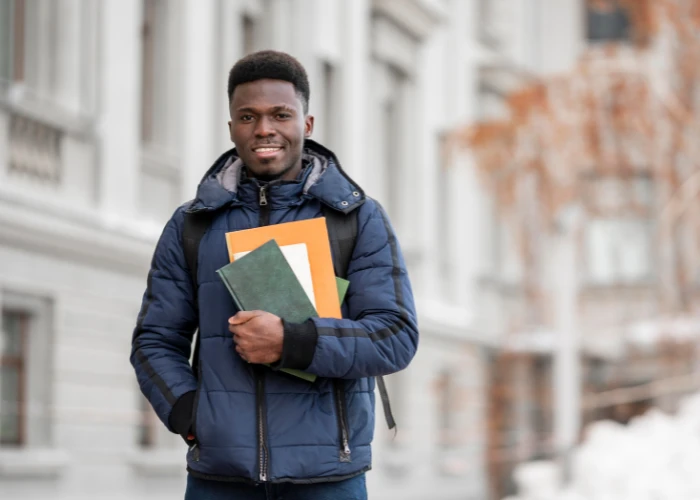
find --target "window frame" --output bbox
[582,172,654,286]
[1,309,29,447]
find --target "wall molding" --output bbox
[0,187,157,277]
[372,0,445,41]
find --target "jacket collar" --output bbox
[187,140,365,214]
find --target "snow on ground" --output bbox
[504,392,700,500]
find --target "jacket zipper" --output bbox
[258,185,270,224]
[256,183,271,481]
[256,368,269,481]
[334,380,352,463]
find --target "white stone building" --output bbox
[0,1,592,499]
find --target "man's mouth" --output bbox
[252,146,283,159]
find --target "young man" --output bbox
[131,51,419,500]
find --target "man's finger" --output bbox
[235,345,249,362]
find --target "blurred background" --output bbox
[1,0,700,499]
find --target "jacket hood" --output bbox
[188,140,365,214]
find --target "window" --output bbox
[382,67,405,219]
[586,218,652,283]
[436,133,451,296]
[141,0,156,144]
[0,0,25,86]
[583,174,653,285]
[140,0,178,149]
[476,78,507,121]
[141,0,175,146]
[0,310,28,446]
[139,0,181,224]
[321,61,339,150]
[0,294,52,449]
[477,0,506,48]
[138,396,157,448]
[243,15,258,55]
[587,0,632,43]
[436,370,458,448]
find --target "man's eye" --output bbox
[276,113,291,119]
[240,115,253,122]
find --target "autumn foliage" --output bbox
[453,0,700,313]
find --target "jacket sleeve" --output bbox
[275,200,419,379]
[130,207,198,433]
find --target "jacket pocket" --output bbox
[333,379,352,463]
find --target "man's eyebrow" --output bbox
[235,104,296,113]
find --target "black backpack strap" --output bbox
[321,205,396,431]
[182,209,215,378]
[321,205,357,279]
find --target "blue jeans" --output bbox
[184,473,367,500]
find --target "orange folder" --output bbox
[224,218,342,319]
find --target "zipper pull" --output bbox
[259,186,268,206]
[260,471,268,482]
[340,440,352,462]
[189,443,200,462]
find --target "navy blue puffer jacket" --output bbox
[131,140,418,483]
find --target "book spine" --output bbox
[215,269,246,311]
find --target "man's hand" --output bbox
[229,311,284,364]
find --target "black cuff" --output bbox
[169,391,195,441]
[273,318,318,371]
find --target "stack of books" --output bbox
[216,218,347,382]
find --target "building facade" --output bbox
[0,0,553,498]
[466,1,700,498]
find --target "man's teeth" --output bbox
[255,147,281,152]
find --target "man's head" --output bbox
[227,51,314,182]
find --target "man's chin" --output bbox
[249,165,286,182]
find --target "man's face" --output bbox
[228,79,314,182]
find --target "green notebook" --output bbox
[217,239,318,382]
[336,277,349,305]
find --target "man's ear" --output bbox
[228,120,234,142]
[304,115,314,138]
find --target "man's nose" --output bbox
[254,116,275,137]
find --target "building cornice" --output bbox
[0,186,157,277]
[372,0,445,41]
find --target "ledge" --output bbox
[0,448,70,479]
[0,84,96,141]
[372,0,445,40]
[415,298,495,345]
[128,449,186,478]
[0,185,158,277]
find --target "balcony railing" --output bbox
[8,111,62,184]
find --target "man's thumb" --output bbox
[229,310,258,325]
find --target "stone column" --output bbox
[180,0,219,201]
[97,0,141,220]
[54,0,82,114]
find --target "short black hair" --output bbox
[227,50,310,113]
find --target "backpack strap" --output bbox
[321,205,396,431]
[321,205,358,279]
[182,209,215,378]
